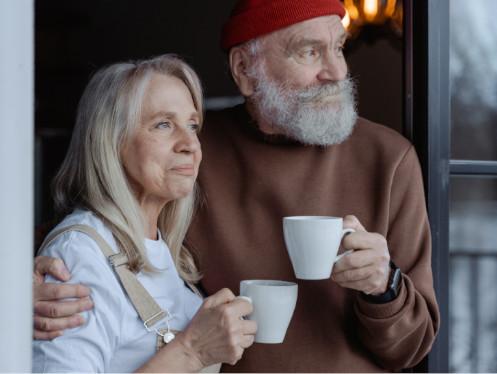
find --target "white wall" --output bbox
[0,0,34,371]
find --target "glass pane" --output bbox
[449,177,497,372]
[450,0,497,160]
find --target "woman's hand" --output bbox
[176,288,257,368]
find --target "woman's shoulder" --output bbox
[40,209,119,269]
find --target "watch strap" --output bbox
[361,260,402,304]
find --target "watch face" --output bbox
[390,267,402,292]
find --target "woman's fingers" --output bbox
[184,288,257,366]
[239,334,255,349]
[203,288,236,308]
[230,297,253,318]
[241,319,257,335]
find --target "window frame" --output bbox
[405,0,450,371]
[405,0,497,371]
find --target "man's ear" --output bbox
[229,46,255,97]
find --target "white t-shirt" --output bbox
[32,209,203,373]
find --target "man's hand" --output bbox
[331,215,390,296]
[33,256,93,340]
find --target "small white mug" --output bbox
[240,280,298,344]
[283,216,354,280]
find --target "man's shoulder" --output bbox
[199,105,249,148]
[350,117,412,154]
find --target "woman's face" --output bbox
[121,73,202,205]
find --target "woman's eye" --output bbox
[189,124,201,133]
[155,121,171,129]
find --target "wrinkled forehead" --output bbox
[260,15,346,49]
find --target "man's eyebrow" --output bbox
[286,38,324,52]
[286,31,349,53]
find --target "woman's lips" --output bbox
[171,165,195,176]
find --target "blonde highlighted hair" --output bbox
[53,54,203,282]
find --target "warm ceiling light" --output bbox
[385,0,397,17]
[341,0,403,37]
[363,0,379,22]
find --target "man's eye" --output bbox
[301,48,320,58]
[155,121,171,129]
[295,48,321,65]
[304,49,318,56]
[336,45,345,55]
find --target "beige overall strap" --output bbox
[38,224,166,328]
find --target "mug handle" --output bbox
[235,296,253,320]
[334,228,355,263]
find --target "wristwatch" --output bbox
[362,261,402,304]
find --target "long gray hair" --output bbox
[53,54,203,282]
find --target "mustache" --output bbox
[296,78,352,103]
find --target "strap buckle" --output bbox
[143,310,168,332]
[144,310,176,343]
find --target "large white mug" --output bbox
[240,280,298,344]
[283,216,354,280]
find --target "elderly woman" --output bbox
[33,54,256,372]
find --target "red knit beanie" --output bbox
[221,0,346,51]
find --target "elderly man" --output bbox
[33,0,439,371]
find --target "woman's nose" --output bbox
[174,128,200,153]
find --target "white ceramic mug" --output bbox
[239,280,298,344]
[283,216,354,280]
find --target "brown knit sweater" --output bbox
[187,104,440,372]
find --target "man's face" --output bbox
[260,15,348,91]
[245,15,357,146]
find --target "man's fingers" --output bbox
[342,231,387,252]
[333,264,390,294]
[34,256,71,281]
[343,215,366,232]
[33,330,63,341]
[34,297,94,318]
[34,282,91,302]
[34,314,85,332]
[332,264,375,283]
[333,249,376,273]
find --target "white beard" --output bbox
[248,63,358,146]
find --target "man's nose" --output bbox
[174,128,200,153]
[316,51,347,82]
